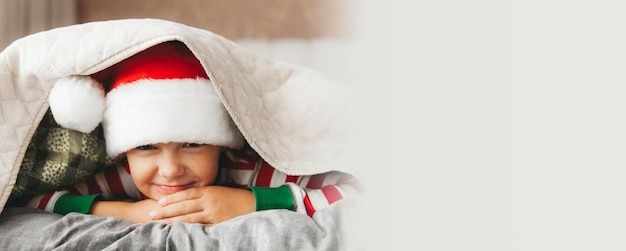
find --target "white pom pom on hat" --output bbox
[48,75,105,133]
[47,41,245,157]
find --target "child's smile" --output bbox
[153,182,197,195]
[125,142,221,200]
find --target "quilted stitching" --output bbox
[0,69,46,214]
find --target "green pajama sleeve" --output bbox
[53,193,103,215]
[248,185,295,211]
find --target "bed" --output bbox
[0,18,365,250]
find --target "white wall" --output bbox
[362,0,626,250]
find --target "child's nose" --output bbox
[158,156,185,178]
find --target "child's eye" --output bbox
[135,145,156,150]
[184,143,204,148]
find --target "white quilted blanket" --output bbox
[0,18,358,212]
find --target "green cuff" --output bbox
[248,185,295,211]
[53,193,102,215]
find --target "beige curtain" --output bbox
[0,0,76,50]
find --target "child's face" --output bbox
[125,142,221,200]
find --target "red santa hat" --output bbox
[48,41,245,157]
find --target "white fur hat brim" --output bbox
[103,78,244,157]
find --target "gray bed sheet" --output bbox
[0,197,364,251]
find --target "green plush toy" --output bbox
[7,109,114,205]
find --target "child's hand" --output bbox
[149,186,255,226]
[126,199,163,223]
[90,199,162,223]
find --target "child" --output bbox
[26,41,363,225]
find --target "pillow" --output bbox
[7,109,113,205]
